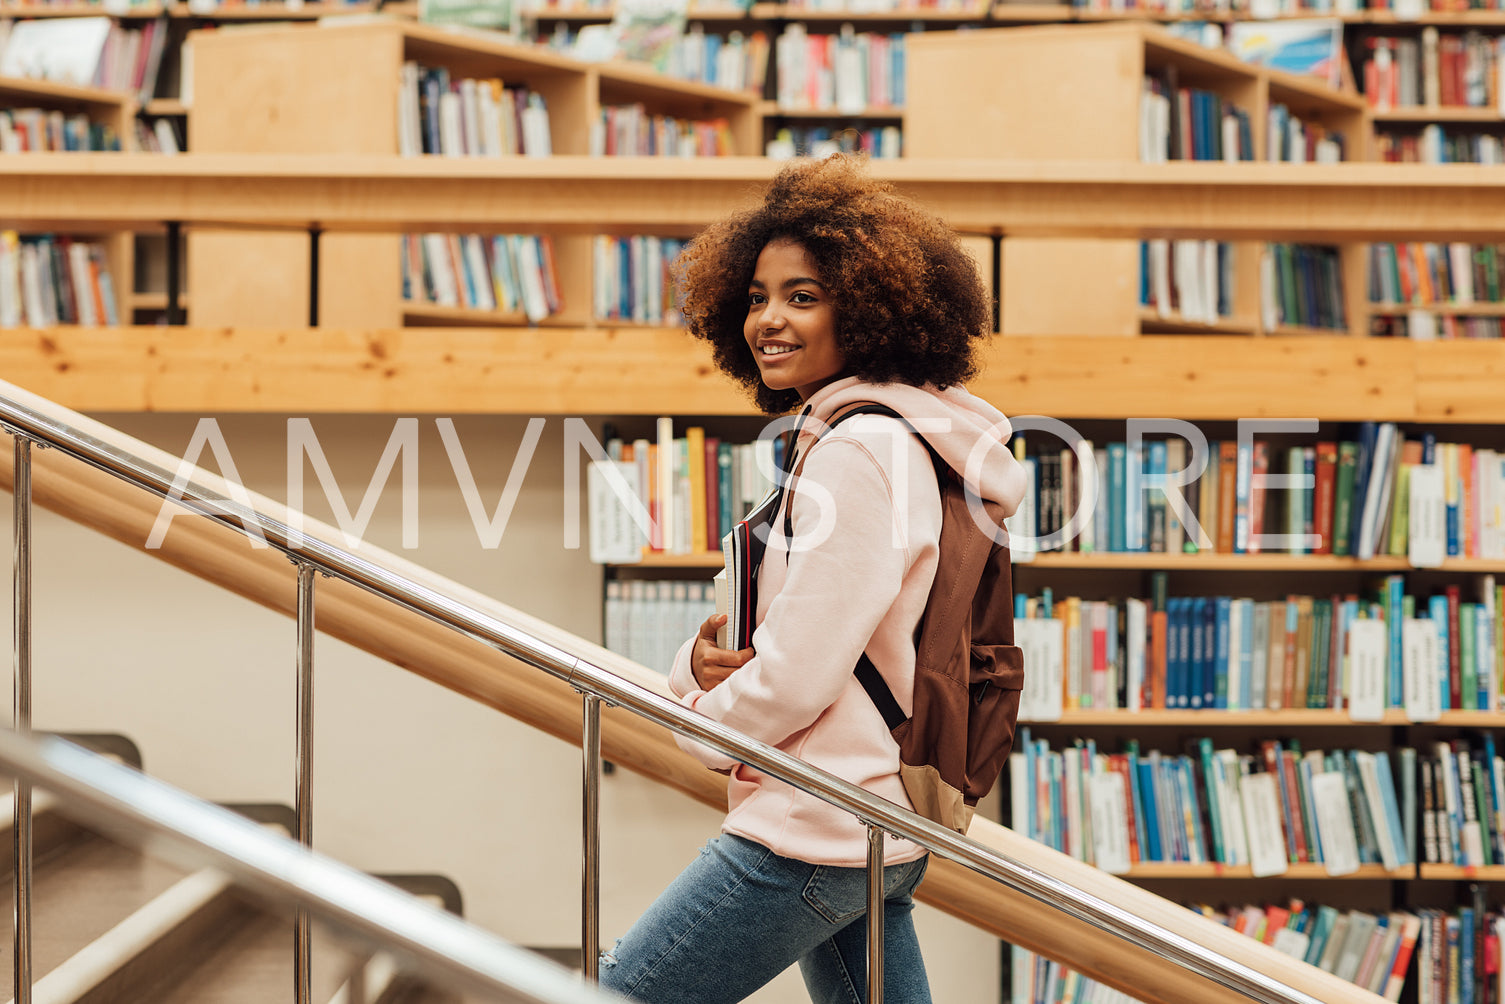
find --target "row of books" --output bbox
[1017,900,1498,1004]
[1014,578,1504,715]
[1260,242,1347,331]
[1376,126,1505,165]
[0,107,121,152]
[131,115,181,155]
[663,26,769,96]
[1370,313,1505,340]
[589,421,781,561]
[592,235,686,325]
[397,62,552,158]
[1007,731,1415,872]
[399,233,563,322]
[590,104,736,157]
[0,233,119,328]
[1421,737,1505,867]
[1009,426,1470,560]
[1362,31,1503,112]
[1139,76,1254,163]
[780,0,982,11]
[765,122,901,159]
[773,23,905,113]
[1267,103,1346,163]
[0,16,166,102]
[602,578,714,674]
[1137,239,1235,325]
[1368,242,1505,306]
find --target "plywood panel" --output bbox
[0,330,1428,420]
[1000,238,1138,336]
[187,231,310,328]
[905,26,1143,160]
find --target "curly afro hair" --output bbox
[674,154,993,415]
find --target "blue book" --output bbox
[1107,443,1127,552]
[1460,907,1476,1004]
[1234,438,1252,554]
[1383,577,1404,709]
[1125,740,1148,863]
[1048,753,1064,852]
[1126,440,1145,552]
[1197,738,1225,862]
[1422,431,1437,465]
[1430,594,1452,711]
[1180,757,1207,862]
[1015,594,1028,620]
[1374,751,1411,867]
[1165,598,1186,708]
[1148,440,1167,553]
[1186,598,1204,710]
[1201,597,1218,709]
[1137,757,1162,861]
[1214,597,1231,709]
[1486,733,1502,862]
[1349,421,1378,556]
[1020,727,1036,839]
[1238,599,1255,710]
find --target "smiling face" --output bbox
[743,239,847,403]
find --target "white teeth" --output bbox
[762,345,796,355]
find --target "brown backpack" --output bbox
[783,402,1025,835]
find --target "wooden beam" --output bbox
[10,155,1505,239]
[0,328,1468,421]
[0,379,1385,1004]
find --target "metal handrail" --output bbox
[0,729,624,1004]
[0,387,1326,1004]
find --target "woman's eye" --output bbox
[748,292,766,306]
[791,291,816,304]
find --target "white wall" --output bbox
[2,411,998,1002]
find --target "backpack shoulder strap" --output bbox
[783,401,946,730]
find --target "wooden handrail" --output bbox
[4,327,1503,422]
[0,379,1384,1004]
[7,154,1505,239]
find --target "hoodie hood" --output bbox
[799,377,1027,517]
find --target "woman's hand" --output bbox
[691,614,754,691]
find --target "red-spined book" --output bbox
[1108,754,1140,864]
[1380,912,1422,1002]
[1248,440,1270,554]
[1313,441,1338,555]
[1279,748,1310,863]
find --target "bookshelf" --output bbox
[184,19,762,327]
[905,22,1370,338]
[0,75,134,325]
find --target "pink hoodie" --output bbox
[668,377,1027,866]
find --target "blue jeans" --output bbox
[598,833,931,1004]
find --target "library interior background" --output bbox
[2,0,1505,1001]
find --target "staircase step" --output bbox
[145,907,362,1003]
[0,830,198,992]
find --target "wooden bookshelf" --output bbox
[1369,302,1505,316]
[1372,106,1505,124]
[0,1,165,14]
[142,98,190,116]
[761,100,903,118]
[904,23,1372,338]
[0,329,1499,419]
[1122,863,1410,880]
[185,20,760,328]
[1418,864,1505,880]
[1137,309,1258,335]
[164,1,389,16]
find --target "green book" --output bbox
[1475,755,1495,866]
[1332,442,1359,557]
[1309,599,1331,709]
[1197,737,1225,864]
[1484,244,1500,302]
[1387,459,1411,557]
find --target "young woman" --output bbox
[598,154,1026,1004]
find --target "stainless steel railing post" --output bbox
[866,825,883,1004]
[581,694,602,982]
[12,435,31,1004]
[294,561,316,1004]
